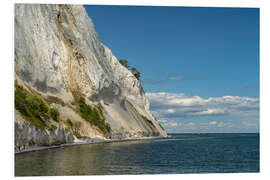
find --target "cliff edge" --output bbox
[14,4,167,151]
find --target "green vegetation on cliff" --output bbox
[49,108,60,122]
[15,81,60,131]
[15,81,111,136]
[159,123,165,130]
[78,97,111,134]
[119,59,141,80]
[71,94,111,135]
[65,119,87,139]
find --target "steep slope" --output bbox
[15,4,167,150]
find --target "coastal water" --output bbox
[15,133,259,176]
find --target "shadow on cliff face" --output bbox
[33,77,59,94]
[89,82,123,104]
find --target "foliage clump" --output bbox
[119,59,141,80]
[119,59,129,68]
[49,124,57,131]
[15,81,60,130]
[130,67,140,80]
[77,97,111,134]
[72,128,87,139]
[65,119,88,139]
[49,108,60,122]
[45,96,66,106]
[66,119,73,127]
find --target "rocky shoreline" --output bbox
[15,136,171,155]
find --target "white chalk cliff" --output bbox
[15,4,167,150]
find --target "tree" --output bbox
[119,59,141,80]
[131,67,141,80]
[119,59,129,68]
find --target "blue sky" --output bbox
[85,5,259,133]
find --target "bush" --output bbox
[119,59,129,68]
[49,108,60,122]
[49,124,57,131]
[131,67,141,80]
[15,81,48,130]
[77,97,111,134]
[73,128,82,138]
[66,119,73,127]
[118,59,141,80]
[45,95,66,106]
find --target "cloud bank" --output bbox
[146,92,259,133]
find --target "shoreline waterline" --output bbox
[15,135,172,155]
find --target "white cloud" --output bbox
[146,92,259,119]
[170,122,178,127]
[193,108,225,115]
[147,92,259,133]
[158,119,168,123]
[167,109,175,113]
[209,121,217,125]
[217,122,228,127]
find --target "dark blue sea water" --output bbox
[15,133,259,176]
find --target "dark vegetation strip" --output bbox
[159,123,164,130]
[78,97,111,134]
[71,91,111,135]
[15,80,60,131]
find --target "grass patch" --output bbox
[15,80,61,131]
[66,120,87,139]
[49,108,60,122]
[70,91,111,135]
[72,128,87,139]
[77,97,111,134]
[72,129,82,138]
[15,81,48,130]
[49,124,57,131]
[45,95,66,106]
[66,119,73,127]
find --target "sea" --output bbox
[15,133,259,176]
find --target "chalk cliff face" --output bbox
[14,4,167,149]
